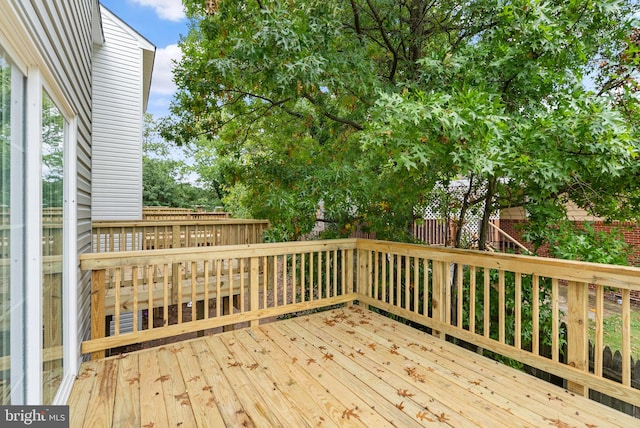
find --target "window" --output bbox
[41,91,63,404]
[0,50,25,404]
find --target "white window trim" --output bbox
[8,53,26,405]
[54,116,78,405]
[24,66,43,405]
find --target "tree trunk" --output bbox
[454,175,475,248]
[478,177,496,251]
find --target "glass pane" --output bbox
[0,51,25,404]
[0,51,10,405]
[42,91,63,404]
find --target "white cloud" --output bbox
[131,0,185,22]
[151,44,182,96]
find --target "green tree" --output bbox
[164,0,639,256]
[144,113,222,210]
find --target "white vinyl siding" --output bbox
[92,7,153,221]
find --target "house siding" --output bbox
[91,7,145,220]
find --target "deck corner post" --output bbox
[345,249,355,296]
[356,248,370,300]
[567,280,589,396]
[90,269,106,360]
[431,260,448,339]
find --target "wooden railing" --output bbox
[79,239,640,408]
[91,219,270,253]
[488,221,533,254]
[142,207,230,220]
[81,240,357,359]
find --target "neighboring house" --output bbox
[501,201,640,266]
[92,6,154,221]
[0,0,154,405]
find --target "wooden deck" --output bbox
[68,306,637,427]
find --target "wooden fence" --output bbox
[589,343,640,417]
[79,238,640,411]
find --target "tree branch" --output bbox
[302,93,365,130]
[364,0,400,82]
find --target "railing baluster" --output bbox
[239,258,244,312]
[456,263,463,328]
[274,255,280,306]
[374,252,379,301]
[178,262,183,324]
[389,254,394,306]
[114,267,121,336]
[532,275,540,356]
[334,249,339,297]
[514,272,521,349]
[396,254,402,308]
[381,253,387,304]
[483,268,490,338]
[595,284,604,377]
[262,256,268,308]
[325,250,330,299]
[317,251,322,299]
[250,257,259,327]
[309,253,314,303]
[622,288,631,387]
[469,266,476,334]
[300,253,306,303]
[552,278,559,362]
[132,266,138,333]
[292,254,297,304]
[413,257,419,314]
[204,261,209,319]
[191,261,197,321]
[404,255,410,310]
[228,258,235,315]
[149,265,155,331]
[341,249,346,296]
[215,260,221,318]
[90,269,106,360]
[161,264,167,328]
[498,269,505,344]
[423,259,429,317]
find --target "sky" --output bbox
[99,0,188,119]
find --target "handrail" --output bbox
[488,221,533,255]
[79,238,640,408]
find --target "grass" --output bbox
[588,309,640,359]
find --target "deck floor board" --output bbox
[68,306,639,427]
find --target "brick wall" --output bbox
[499,219,640,303]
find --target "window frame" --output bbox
[0,3,79,405]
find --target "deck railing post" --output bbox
[355,247,370,304]
[345,249,354,295]
[431,260,448,339]
[566,280,589,396]
[90,269,106,360]
[250,257,260,327]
